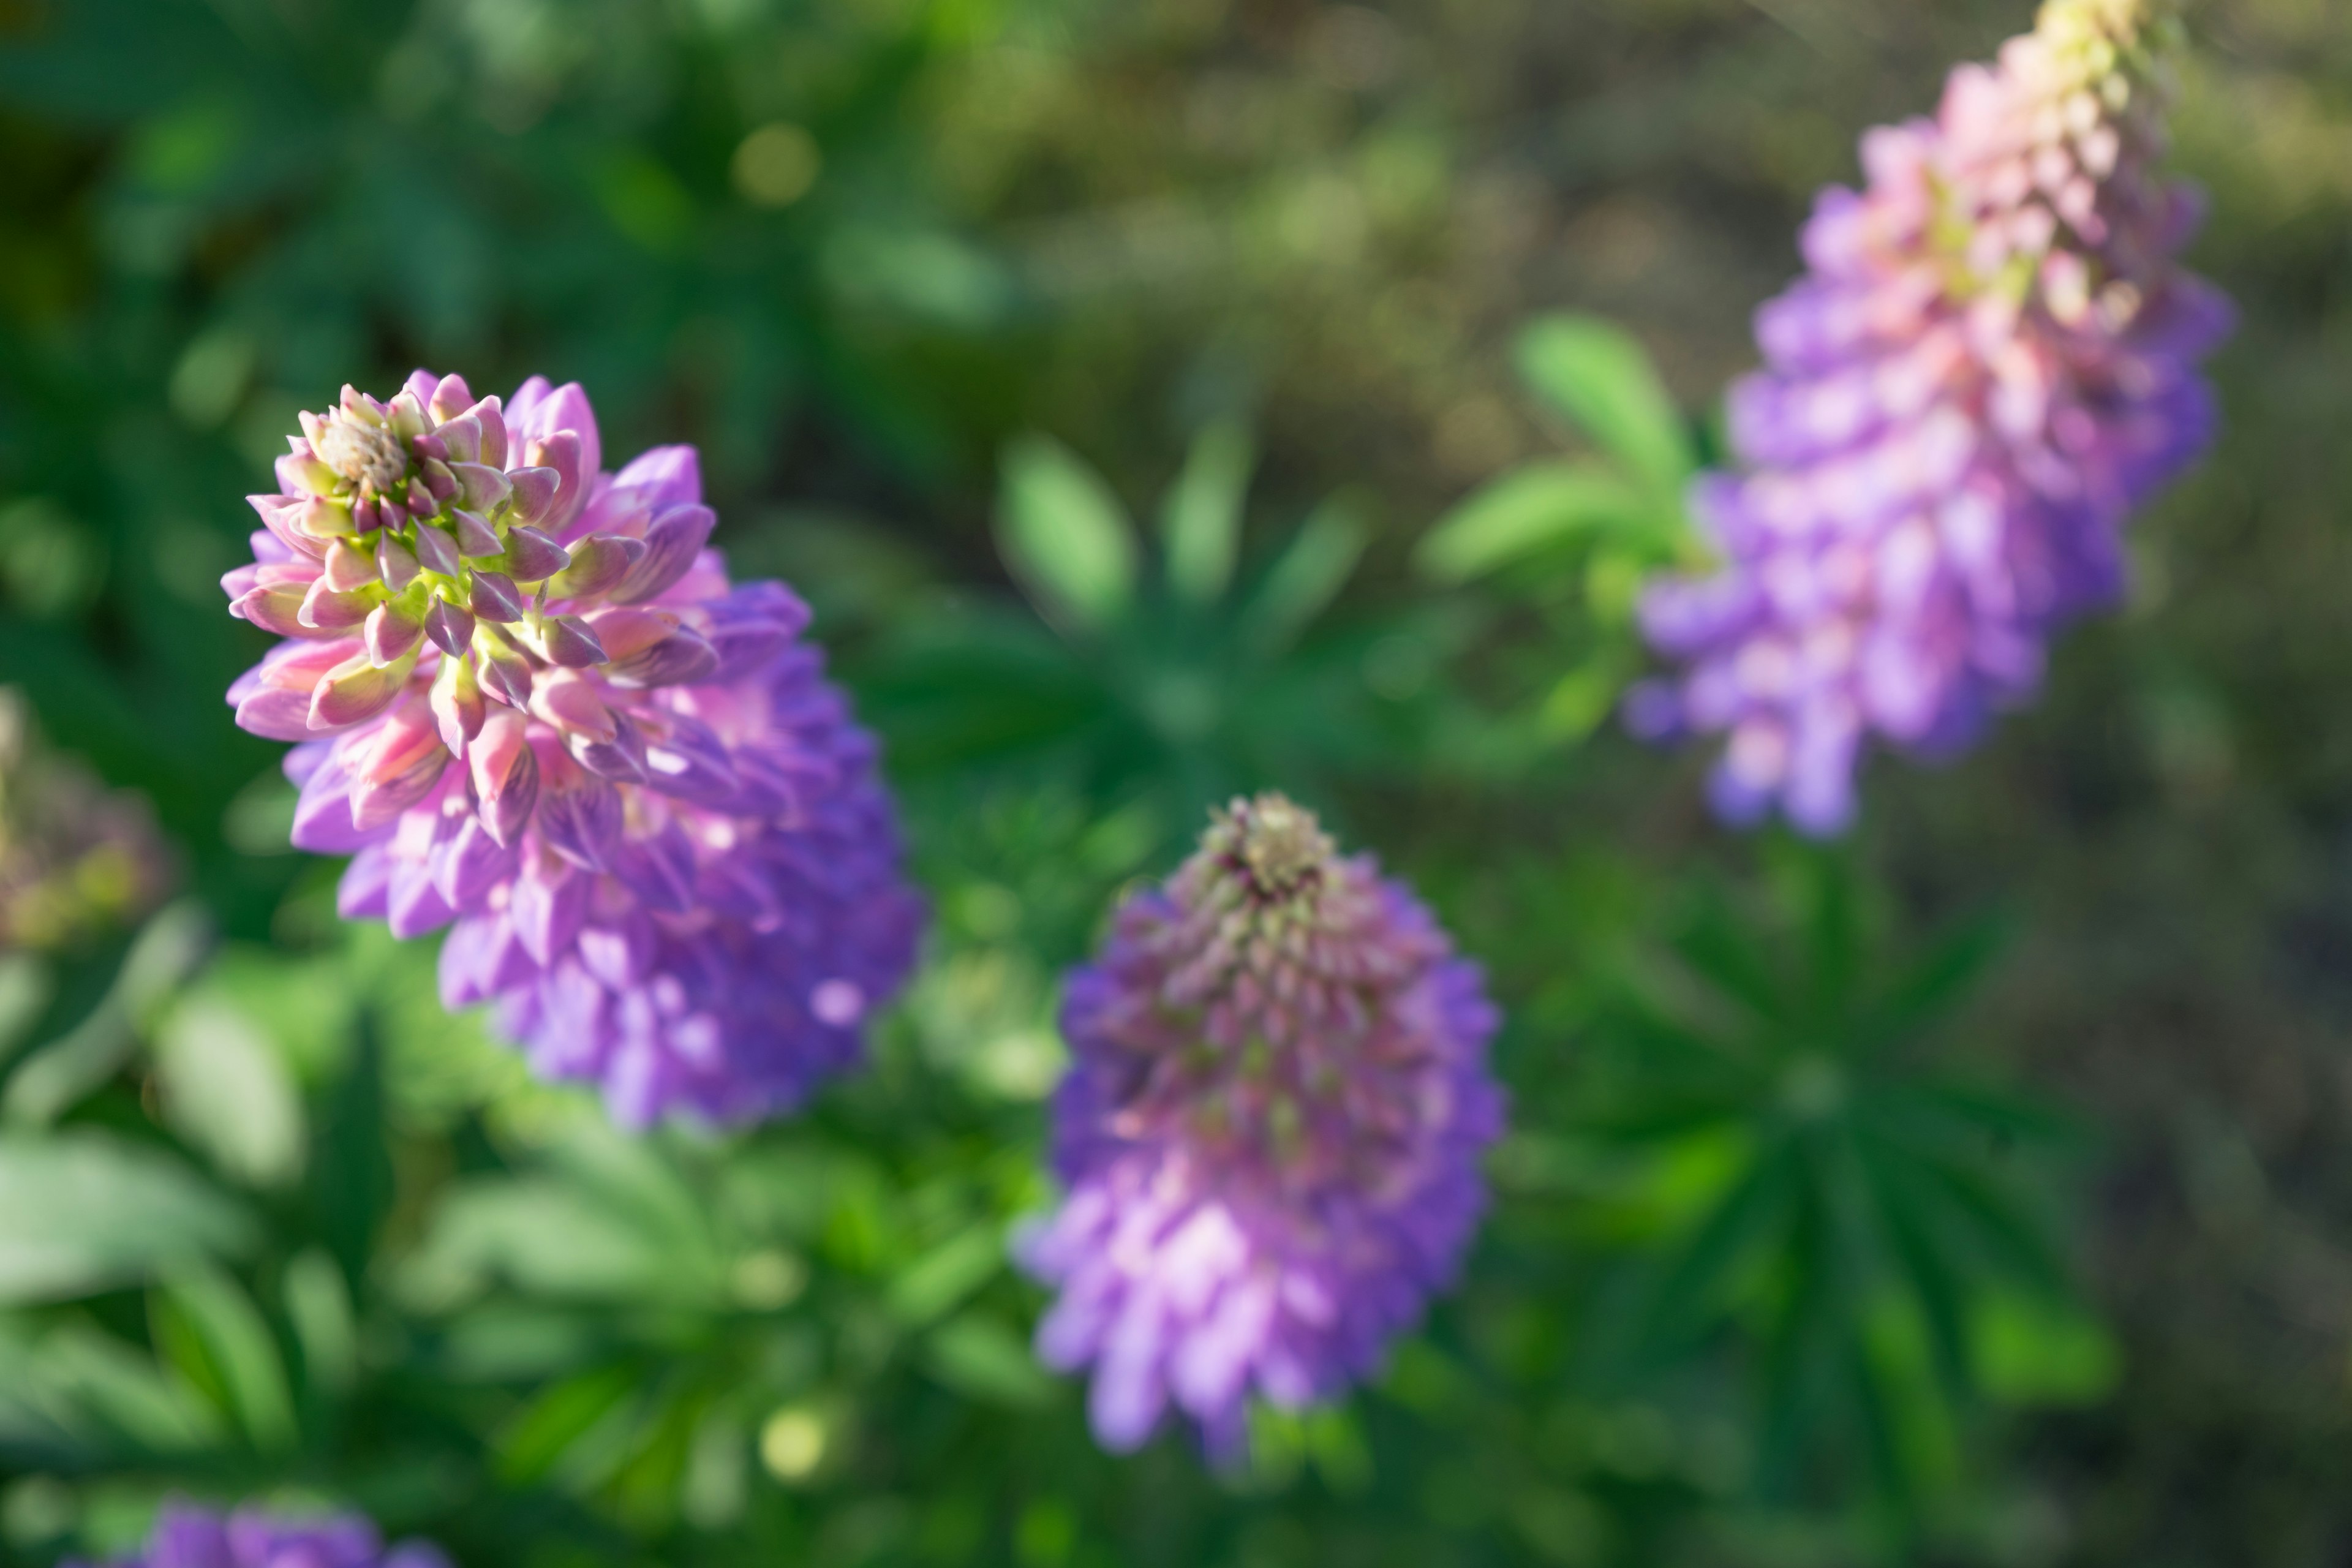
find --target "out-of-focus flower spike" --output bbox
[1022,794,1504,1457]
[83,1498,453,1568]
[1629,0,2227,834]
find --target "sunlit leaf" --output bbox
[152,1265,296,1452]
[1160,421,1253,605]
[1240,494,1367,657]
[0,1133,253,1303]
[1416,461,1650,582]
[154,994,304,1188]
[997,435,1139,633]
[1515,315,1696,495]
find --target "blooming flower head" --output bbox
[1627,0,2231,834]
[70,1499,448,1568]
[1020,794,1504,1458]
[223,371,922,1126]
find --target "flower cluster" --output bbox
[1020,794,1504,1457]
[0,687,173,950]
[224,372,922,1126]
[1627,0,2231,833]
[69,1501,447,1568]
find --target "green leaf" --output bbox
[997,435,1138,633]
[886,1226,1003,1330]
[1239,494,1366,658]
[401,1175,720,1310]
[1160,421,1253,605]
[1515,315,1696,494]
[0,1133,254,1303]
[282,1248,356,1400]
[152,1265,296,1452]
[1635,1142,1802,1358]
[1967,1289,2120,1408]
[153,995,304,1188]
[5,901,211,1126]
[921,1311,1056,1408]
[1415,462,1649,582]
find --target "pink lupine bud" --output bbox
[428,647,487,752]
[460,397,508,467]
[578,606,677,663]
[451,462,511,513]
[469,706,539,846]
[534,614,606,668]
[475,631,535,709]
[605,625,718,689]
[291,496,353,545]
[386,389,429,444]
[323,538,375,593]
[432,415,480,464]
[506,466,561,527]
[428,374,475,424]
[523,431,583,533]
[309,646,415,729]
[349,701,447,831]
[545,533,645,599]
[494,526,570,582]
[423,595,477,657]
[298,576,375,633]
[375,532,420,592]
[469,570,525,623]
[451,508,502,557]
[365,598,426,666]
[529,668,614,740]
[410,521,461,576]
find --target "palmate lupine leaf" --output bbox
[1579,851,2093,1515]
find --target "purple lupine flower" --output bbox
[70,1499,449,1568]
[223,372,922,1126]
[1019,794,1504,1458]
[1627,0,2232,834]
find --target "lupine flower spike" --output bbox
[1020,794,1504,1458]
[223,372,923,1126]
[69,1499,450,1568]
[1627,0,2231,833]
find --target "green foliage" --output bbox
[1417,315,1701,746]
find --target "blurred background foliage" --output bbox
[1,0,2348,1564]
